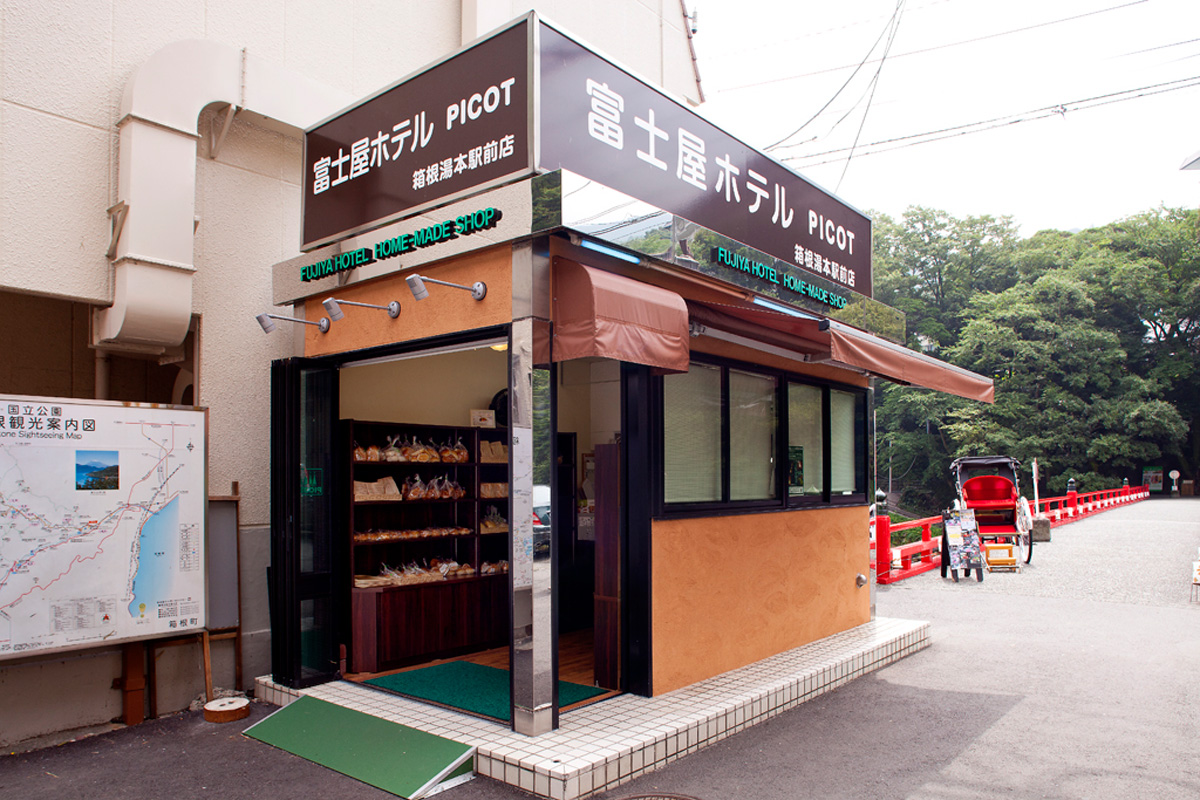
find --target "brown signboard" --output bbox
[302,21,532,249]
[302,16,871,296]
[536,24,871,297]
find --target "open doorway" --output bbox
[555,358,622,692]
[329,339,624,716]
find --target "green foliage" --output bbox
[873,206,1196,505]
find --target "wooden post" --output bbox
[122,641,146,725]
[202,630,214,702]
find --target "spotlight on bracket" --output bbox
[256,313,330,334]
[405,273,487,302]
[321,297,401,321]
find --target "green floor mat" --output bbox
[244,695,473,799]
[364,661,607,721]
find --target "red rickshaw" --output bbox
[946,455,1033,572]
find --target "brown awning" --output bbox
[688,300,994,403]
[822,319,994,403]
[553,258,690,372]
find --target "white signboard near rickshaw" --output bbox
[0,396,207,660]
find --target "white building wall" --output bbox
[0,0,700,747]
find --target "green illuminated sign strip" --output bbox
[711,247,848,310]
[300,207,502,282]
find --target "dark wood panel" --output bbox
[362,575,510,672]
[593,596,620,690]
[593,443,621,689]
[351,588,380,674]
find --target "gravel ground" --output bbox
[3,498,1197,800]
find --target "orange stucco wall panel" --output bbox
[651,506,870,695]
[302,246,513,357]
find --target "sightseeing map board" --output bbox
[0,396,207,660]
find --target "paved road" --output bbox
[3,499,1198,799]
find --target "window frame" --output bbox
[654,353,868,519]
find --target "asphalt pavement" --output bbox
[3,498,1198,800]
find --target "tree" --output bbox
[1070,209,1200,475]
[871,206,1020,354]
[873,206,1194,504]
[946,272,1187,493]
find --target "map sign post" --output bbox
[0,396,207,660]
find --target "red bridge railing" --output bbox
[873,514,944,585]
[872,484,1149,585]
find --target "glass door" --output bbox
[269,357,343,688]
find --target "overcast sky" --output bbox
[689,0,1200,236]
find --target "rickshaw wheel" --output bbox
[940,533,949,578]
[1024,535,1034,564]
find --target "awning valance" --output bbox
[552,258,690,372]
[821,319,994,403]
[688,301,994,403]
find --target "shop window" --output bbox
[663,362,722,503]
[659,357,866,514]
[787,382,823,500]
[830,389,865,496]
[730,369,777,500]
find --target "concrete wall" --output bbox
[0,0,700,747]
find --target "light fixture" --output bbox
[405,273,487,301]
[689,321,815,364]
[577,237,641,265]
[322,297,401,321]
[751,296,819,320]
[256,313,330,333]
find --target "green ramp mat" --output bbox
[364,660,607,722]
[244,695,473,799]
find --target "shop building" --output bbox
[0,1,704,748]
[263,14,993,739]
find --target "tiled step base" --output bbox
[255,616,928,799]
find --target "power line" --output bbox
[700,0,957,67]
[765,1,907,151]
[779,74,1200,167]
[717,0,1149,95]
[835,1,907,193]
[1121,37,1200,57]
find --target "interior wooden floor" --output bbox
[348,628,619,711]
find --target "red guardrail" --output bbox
[1034,484,1149,523]
[872,484,1149,584]
[872,514,943,585]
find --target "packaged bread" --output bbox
[403,474,426,501]
[480,482,509,499]
[481,505,508,533]
[414,439,438,462]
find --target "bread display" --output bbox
[353,476,401,502]
[353,526,472,544]
[480,505,508,533]
[352,557,478,587]
[349,421,509,606]
[479,440,508,463]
